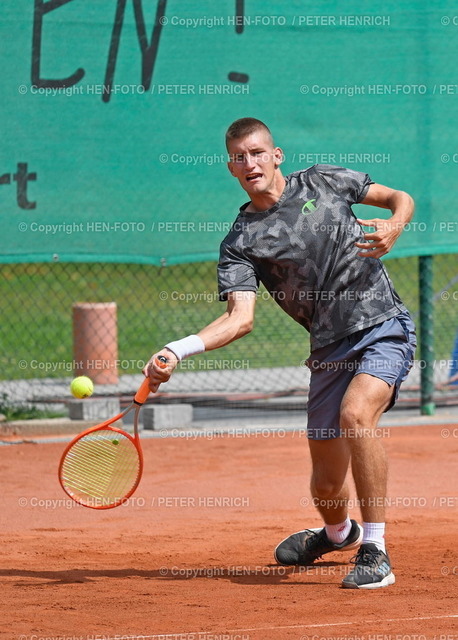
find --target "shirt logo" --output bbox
[301,199,317,214]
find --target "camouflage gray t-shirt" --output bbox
[218,164,407,350]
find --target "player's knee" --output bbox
[312,477,344,500]
[339,404,365,435]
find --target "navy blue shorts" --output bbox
[306,311,417,440]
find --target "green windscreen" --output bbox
[1,1,457,264]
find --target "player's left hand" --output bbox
[355,218,403,259]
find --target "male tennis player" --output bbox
[144,118,416,589]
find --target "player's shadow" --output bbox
[0,560,347,587]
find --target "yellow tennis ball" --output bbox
[70,376,94,399]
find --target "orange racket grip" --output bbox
[156,355,168,368]
[134,356,168,405]
[134,377,152,405]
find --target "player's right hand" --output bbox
[143,349,178,392]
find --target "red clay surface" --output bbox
[1,423,457,639]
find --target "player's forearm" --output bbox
[159,310,252,366]
[196,310,253,351]
[388,190,414,229]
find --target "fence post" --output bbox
[419,256,435,415]
[72,302,119,384]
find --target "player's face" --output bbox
[227,131,283,195]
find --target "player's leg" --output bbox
[340,310,416,588]
[274,340,363,566]
[274,435,363,566]
[340,372,391,524]
[309,436,350,525]
[340,372,395,589]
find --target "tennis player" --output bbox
[144,118,416,589]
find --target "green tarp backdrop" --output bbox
[1,1,458,264]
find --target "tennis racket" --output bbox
[58,355,167,509]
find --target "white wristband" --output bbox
[164,335,206,361]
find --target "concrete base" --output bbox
[143,404,193,430]
[68,398,121,421]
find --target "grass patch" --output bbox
[0,393,66,421]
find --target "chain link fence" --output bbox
[1,254,457,410]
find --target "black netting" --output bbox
[1,256,457,407]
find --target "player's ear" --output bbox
[227,160,236,176]
[273,147,284,168]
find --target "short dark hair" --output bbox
[225,117,274,151]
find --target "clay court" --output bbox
[2,422,457,639]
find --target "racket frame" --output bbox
[58,357,166,509]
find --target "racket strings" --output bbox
[61,429,140,507]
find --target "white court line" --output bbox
[138,613,458,638]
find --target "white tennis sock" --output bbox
[362,522,386,553]
[325,517,352,544]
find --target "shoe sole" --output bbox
[274,524,363,565]
[341,571,396,589]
